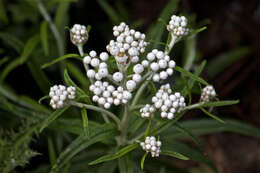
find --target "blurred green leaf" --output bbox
[200,107,225,123]
[163,141,217,172]
[48,137,57,166]
[40,105,70,132]
[89,143,139,165]
[140,152,148,170]
[50,124,116,173]
[97,0,120,24]
[161,150,189,160]
[146,0,179,51]
[81,108,89,137]
[54,1,69,36]
[20,34,40,64]
[0,0,8,25]
[40,21,49,56]
[174,65,209,86]
[0,58,21,82]
[41,54,81,68]
[0,56,8,67]
[118,155,134,173]
[0,32,24,53]
[206,47,249,77]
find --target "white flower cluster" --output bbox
[89,81,132,109]
[167,15,189,38]
[106,22,147,64]
[140,104,155,118]
[142,49,176,82]
[200,85,216,102]
[70,24,88,46]
[140,84,185,119]
[83,51,109,80]
[49,85,76,109]
[140,136,161,157]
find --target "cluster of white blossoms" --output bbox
[70,24,88,46]
[200,85,216,102]
[89,81,132,109]
[140,104,155,118]
[140,136,161,157]
[49,85,76,109]
[83,51,109,80]
[106,22,147,64]
[167,15,189,38]
[142,49,176,82]
[140,84,185,119]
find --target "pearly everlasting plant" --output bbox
[38,13,239,173]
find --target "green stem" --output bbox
[164,34,176,55]
[68,101,120,128]
[35,0,64,56]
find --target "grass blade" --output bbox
[81,108,89,137]
[40,105,70,132]
[200,107,225,123]
[174,65,209,86]
[97,0,120,24]
[20,34,40,64]
[141,152,148,170]
[89,143,139,165]
[160,150,189,160]
[40,21,49,55]
[201,100,239,107]
[0,32,24,53]
[41,54,81,68]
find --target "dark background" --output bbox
[69,0,260,172]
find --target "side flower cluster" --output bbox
[106,22,147,64]
[144,49,176,82]
[89,81,132,108]
[167,15,189,38]
[200,85,216,102]
[70,24,88,46]
[83,51,109,80]
[140,84,186,119]
[140,136,161,157]
[49,85,76,109]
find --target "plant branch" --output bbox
[68,101,121,128]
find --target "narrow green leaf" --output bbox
[20,34,40,64]
[0,32,24,53]
[0,56,8,67]
[144,119,152,137]
[0,0,8,25]
[0,58,21,82]
[48,137,57,166]
[141,152,148,170]
[201,100,239,107]
[174,65,209,86]
[63,69,87,97]
[161,150,189,160]
[19,95,50,113]
[206,47,249,77]
[97,0,120,24]
[163,141,217,172]
[41,54,81,68]
[50,125,116,173]
[38,95,50,104]
[200,107,225,123]
[40,21,49,55]
[81,108,89,136]
[118,155,134,173]
[188,26,207,38]
[40,106,70,132]
[166,119,260,139]
[174,123,202,148]
[89,143,139,165]
[54,1,69,34]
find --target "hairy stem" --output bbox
[35,0,64,56]
[68,101,120,128]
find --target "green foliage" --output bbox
[0,1,256,173]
